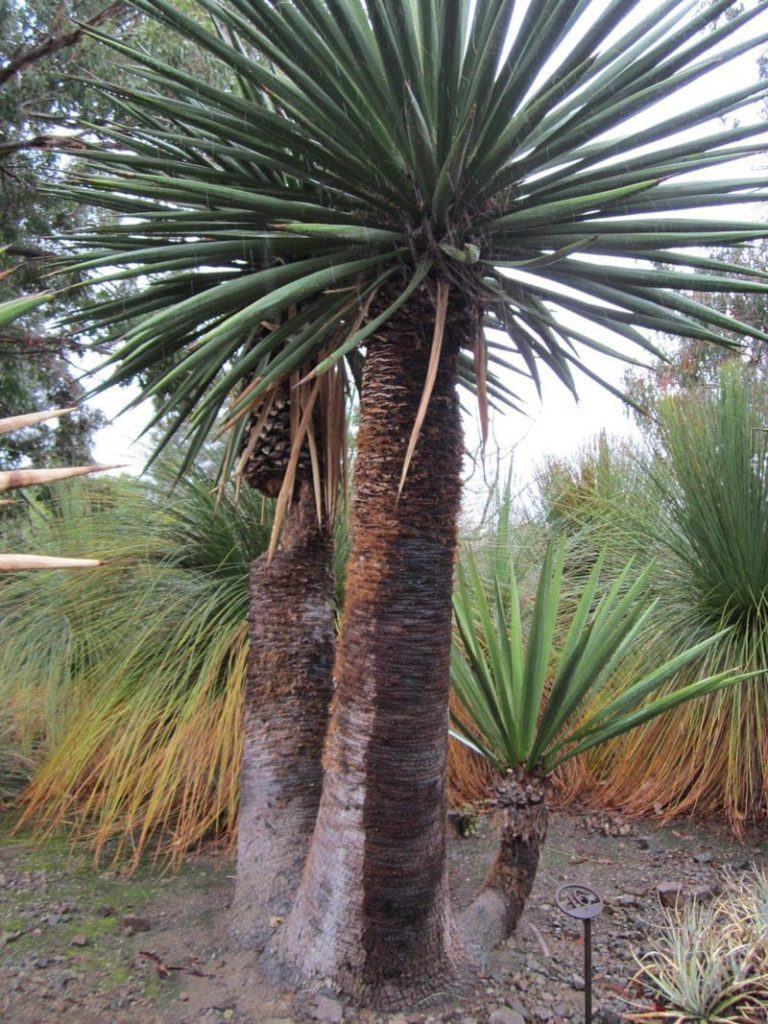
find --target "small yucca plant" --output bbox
[454,538,748,943]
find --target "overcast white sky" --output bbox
[83,0,768,494]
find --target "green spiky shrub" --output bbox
[535,433,651,552]
[2,471,273,865]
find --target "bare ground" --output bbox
[1,809,766,1024]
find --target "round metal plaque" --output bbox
[555,883,604,920]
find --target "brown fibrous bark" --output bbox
[264,286,479,1006]
[232,481,334,947]
[460,772,550,953]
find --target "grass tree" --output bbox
[9,471,274,859]
[32,0,768,1004]
[586,369,768,833]
[452,541,747,947]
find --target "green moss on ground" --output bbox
[0,817,226,1018]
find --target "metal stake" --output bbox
[556,884,604,1024]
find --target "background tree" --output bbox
[38,0,768,1006]
[625,242,768,414]
[0,0,133,463]
[0,0,227,465]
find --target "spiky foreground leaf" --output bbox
[40,0,768,469]
[0,408,77,436]
[0,464,121,493]
[0,410,116,567]
[0,555,102,570]
[0,293,52,327]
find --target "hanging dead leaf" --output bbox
[398,279,450,496]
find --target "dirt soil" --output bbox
[1,809,766,1024]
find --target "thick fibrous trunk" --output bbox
[460,774,550,952]
[233,482,334,947]
[267,294,469,1005]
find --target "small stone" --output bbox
[212,997,236,1011]
[689,883,718,902]
[121,914,151,932]
[658,881,717,908]
[490,1010,526,1024]
[554,1003,569,1018]
[656,883,684,909]
[693,852,713,865]
[71,934,89,947]
[570,974,585,992]
[596,1008,622,1024]
[728,860,752,872]
[636,836,664,855]
[223,1011,234,1021]
[179,992,189,1002]
[308,993,344,1023]
[0,872,7,886]
[613,895,639,908]
[623,884,645,898]
[0,930,22,946]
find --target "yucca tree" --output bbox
[36,0,768,1003]
[452,541,746,946]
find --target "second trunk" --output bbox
[233,482,335,947]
